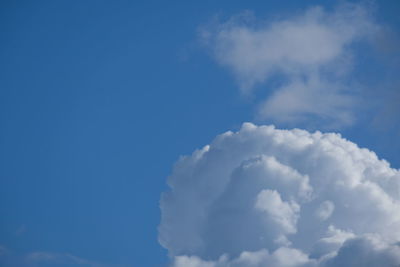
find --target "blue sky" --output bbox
[0,1,399,266]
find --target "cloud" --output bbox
[0,246,9,257]
[0,245,114,267]
[25,252,105,267]
[159,123,400,266]
[322,235,400,267]
[315,201,335,221]
[200,3,379,127]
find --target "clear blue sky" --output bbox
[0,1,399,266]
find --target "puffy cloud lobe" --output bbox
[174,248,315,267]
[159,123,400,266]
[315,201,334,221]
[201,4,379,127]
[255,189,300,234]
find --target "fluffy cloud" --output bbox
[201,4,379,127]
[159,123,400,266]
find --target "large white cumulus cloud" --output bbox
[159,123,400,266]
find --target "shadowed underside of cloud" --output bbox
[200,3,379,128]
[159,123,400,267]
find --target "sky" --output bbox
[0,1,399,267]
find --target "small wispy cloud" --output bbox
[200,3,380,128]
[0,245,9,257]
[0,245,120,267]
[15,225,27,236]
[25,251,106,266]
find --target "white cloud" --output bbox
[255,189,300,234]
[26,252,101,266]
[159,123,400,266]
[201,3,379,127]
[173,247,316,267]
[0,245,113,267]
[315,201,335,221]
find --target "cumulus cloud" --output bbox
[159,123,400,266]
[201,3,379,127]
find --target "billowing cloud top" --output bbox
[201,4,379,127]
[159,123,400,266]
